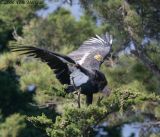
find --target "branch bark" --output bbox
[131,49,160,77]
[111,40,160,77]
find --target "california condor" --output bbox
[11,33,112,105]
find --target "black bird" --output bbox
[11,33,112,105]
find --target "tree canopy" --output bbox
[0,1,160,137]
[79,0,160,77]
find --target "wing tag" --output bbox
[94,54,103,62]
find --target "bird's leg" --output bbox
[71,77,81,108]
[77,88,81,108]
[86,94,93,105]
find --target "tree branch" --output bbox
[131,47,160,77]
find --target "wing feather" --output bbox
[68,33,112,70]
[11,46,76,84]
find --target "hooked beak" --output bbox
[101,86,111,96]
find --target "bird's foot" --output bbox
[73,90,78,94]
[97,96,104,105]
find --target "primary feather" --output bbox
[11,46,76,84]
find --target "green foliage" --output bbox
[17,58,64,100]
[29,105,107,137]
[0,55,26,116]
[0,52,61,136]
[28,88,160,137]
[28,113,53,130]
[11,8,99,52]
[0,4,45,50]
[144,42,160,68]
[80,0,160,42]
[150,133,160,137]
[102,55,160,93]
[0,114,26,137]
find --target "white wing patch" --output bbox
[70,69,89,87]
[83,34,107,46]
[77,52,90,65]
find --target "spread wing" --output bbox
[11,46,76,85]
[68,33,112,70]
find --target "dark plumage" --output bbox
[11,33,112,105]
